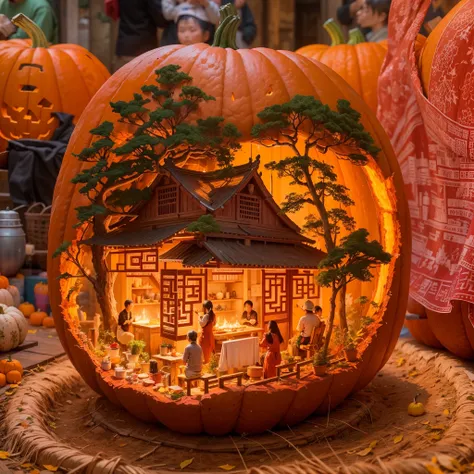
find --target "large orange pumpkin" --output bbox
[0,14,110,142]
[48,8,410,435]
[419,0,474,125]
[296,20,425,114]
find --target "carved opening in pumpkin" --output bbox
[19,63,43,72]
[20,85,38,92]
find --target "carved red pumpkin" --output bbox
[48,9,410,435]
[0,14,110,142]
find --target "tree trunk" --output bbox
[323,283,339,354]
[91,244,117,334]
[338,280,348,333]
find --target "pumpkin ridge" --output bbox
[12,14,49,49]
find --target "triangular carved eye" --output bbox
[38,98,53,109]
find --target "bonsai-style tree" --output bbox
[317,229,392,353]
[252,95,384,340]
[55,65,241,332]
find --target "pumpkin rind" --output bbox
[30,310,47,326]
[0,276,8,289]
[0,289,14,307]
[7,286,21,307]
[0,356,23,375]
[42,316,55,328]
[0,16,110,142]
[0,373,5,387]
[18,302,35,317]
[48,41,410,434]
[6,369,22,384]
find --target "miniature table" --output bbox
[218,336,259,372]
[153,354,183,385]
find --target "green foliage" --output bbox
[128,339,146,355]
[313,346,329,366]
[317,229,392,289]
[208,353,219,374]
[187,215,221,234]
[98,329,115,346]
[140,352,150,363]
[53,241,71,259]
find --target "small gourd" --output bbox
[42,316,55,328]
[0,355,23,376]
[0,373,5,387]
[30,309,48,326]
[408,394,425,417]
[0,275,9,289]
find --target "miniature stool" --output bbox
[247,365,263,382]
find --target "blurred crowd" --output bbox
[0,0,463,71]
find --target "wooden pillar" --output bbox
[89,0,112,71]
[59,0,79,44]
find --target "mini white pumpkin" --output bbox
[7,286,20,307]
[0,304,28,352]
[0,289,14,307]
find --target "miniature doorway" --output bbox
[160,269,207,341]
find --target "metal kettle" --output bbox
[0,208,26,276]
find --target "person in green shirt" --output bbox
[0,0,58,44]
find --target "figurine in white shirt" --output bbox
[290,300,322,355]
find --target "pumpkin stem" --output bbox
[0,307,3,315]
[348,28,366,45]
[11,13,49,48]
[323,19,346,46]
[212,3,241,49]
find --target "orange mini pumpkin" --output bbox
[0,275,9,289]
[18,302,35,317]
[0,373,5,387]
[34,282,48,295]
[30,309,47,326]
[48,7,410,435]
[0,14,110,142]
[42,316,55,328]
[0,355,23,375]
[6,370,22,384]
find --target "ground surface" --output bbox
[22,347,464,471]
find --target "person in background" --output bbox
[242,300,258,326]
[114,0,167,71]
[221,0,257,48]
[175,6,214,45]
[117,300,135,346]
[337,0,365,29]
[163,0,219,29]
[199,300,216,363]
[0,0,57,43]
[259,320,283,379]
[183,330,203,378]
[356,0,391,42]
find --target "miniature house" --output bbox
[87,158,325,352]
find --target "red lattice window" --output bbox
[238,194,261,222]
[157,185,178,216]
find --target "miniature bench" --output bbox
[218,372,244,389]
[177,373,217,396]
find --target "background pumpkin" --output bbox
[0,304,28,351]
[48,10,410,435]
[0,14,110,142]
[0,373,5,387]
[29,309,47,327]
[6,370,22,384]
[42,316,55,328]
[18,302,35,318]
[0,276,9,289]
[0,356,23,375]
[419,0,474,125]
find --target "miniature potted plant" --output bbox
[140,352,150,374]
[108,341,120,359]
[282,351,295,371]
[313,347,329,377]
[127,339,146,363]
[207,353,219,375]
[344,331,359,362]
[160,342,168,356]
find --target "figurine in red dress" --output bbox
[199,300,216,363]
[260,320,283,379]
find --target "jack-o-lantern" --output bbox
[0,14,110,142]
[48,7,410,435]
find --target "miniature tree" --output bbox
[54,65,241,332]
[252,95,382,337]
[317,229,392,353]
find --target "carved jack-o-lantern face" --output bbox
[0,15,110,142]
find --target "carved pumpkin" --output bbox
[0,14,110,142]
[419,0,474,125]
[0,304,28,351]
[296,20,425,113]
[0,355,23,375]
[30,309,47,326]
[18,302,35,318]
[48,8,410,435]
